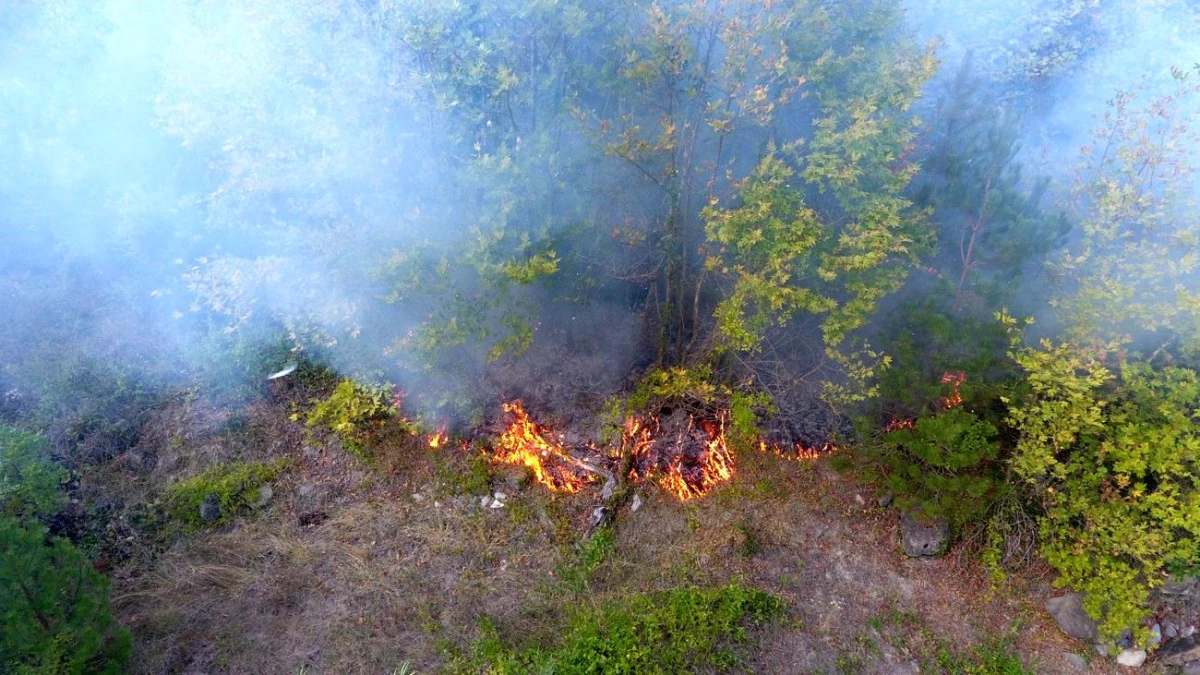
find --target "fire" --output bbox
[940,371,966,410]
[758,439,835,462]
[656,416,735,501]
[885,418,916,432]
[427,428,448,449]
[494,401,591,493]
[622,411,738,500]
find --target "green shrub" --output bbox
[304,379,397,460]
[163,458,292,528]
[862,408,1005,531]
[0,517,131,674]
[1008,344,1200,643]
[466,582,782,674]
[0,425,66,521]
[558,528,614,596]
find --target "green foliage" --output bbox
[1008,342,1200,642]
[875,301,1015,417]
[466,582,782,674]
[163,458,292,528]
[728,390,772,454]
[624,366,718,413]
[558,528,615,596]
[947,637,1032,675]
[918,55,1070,313]
[1051,73,1200,349]
[864,408,1005,530]
[0,517,131,674]
[706,153,833,355]
[305,379,398,460]
[0,425,65,522]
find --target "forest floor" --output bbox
[99,392,1134,674]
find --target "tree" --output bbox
[1004,66,1200,643]
[0,517,131,674]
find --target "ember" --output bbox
[885,418,916,432]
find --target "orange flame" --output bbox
[427,428,448,449]
[758,439,835,462]
[656,416,735,501]
[940,371,966,410]
[494,401,590,493]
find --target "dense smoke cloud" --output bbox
[2,0,1199,422]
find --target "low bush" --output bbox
[163,458,292,528]
[0,425,66,521]
[862,408,1006,531]
[1008,344,1200,643]
[304,379,399,461]
[463,582,782,673]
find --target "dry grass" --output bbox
[105,397,1138,674]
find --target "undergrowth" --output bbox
[455,581,782,674]
[163,458,292,528]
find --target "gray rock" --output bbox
[199,494,221,522]
[255,485,273,507]
[1167,622,1179,639]
[1183,661,1200,675]
[1063,652,1088,671]
[1117,628,1134,649]
[1159,637,1200,667]
[878,492,894,507]
[899,512,950,557]
[1184,625,1197,638]
[1046,593,1099,641]
[1148,623,1162,649]
[1115,648,1146,667]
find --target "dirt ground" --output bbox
[106,397,1138,674]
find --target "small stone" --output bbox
[493,491,506,501]
[899,512,950,557]
[1147,623,1162,649]
[199,494,221,522]
[1063,652,1088,671]
[878,492,894,507]
[298,483,316,497]
[630,493,643,512]
[412,493,425,502]
[1046,593,1099,641]
[1166,622,1179,639]
[855,493,865,505]
[489,498,504,509]
[1095,643,1108,657]
[588,506,607,529]
[1115,648,1146,667]
[302,446,320,460]
[1184,625,1197,638]
[480,496,490,508]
